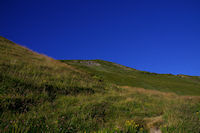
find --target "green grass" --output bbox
[61,60,200,96]
[0,36,200,133]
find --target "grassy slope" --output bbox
[61,60,200,96]
[0,37,200,133]
[0,37,107,96]
[0,37,109,131]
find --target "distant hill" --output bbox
[61,60,200,96]
[0,36,200,133]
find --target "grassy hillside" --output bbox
[61,60,200,96]
[0,36,200,133]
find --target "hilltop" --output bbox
[0,36,200,133]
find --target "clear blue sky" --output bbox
[1,0,200,76]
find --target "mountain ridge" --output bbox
[61,59,200,96]
[61,59,200,77]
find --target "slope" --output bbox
[0,37,108,97]
[0,36,111,131]
[0,37,200,133]
[61,60,200,96]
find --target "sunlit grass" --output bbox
[1,36,200,132]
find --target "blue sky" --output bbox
[1,0,200,76]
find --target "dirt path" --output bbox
[150,128,162,133]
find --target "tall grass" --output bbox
[1,36,200,132]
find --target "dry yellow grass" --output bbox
[120,86,177,98]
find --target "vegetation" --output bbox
[61,60,200,96]
[0,36,200,132]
